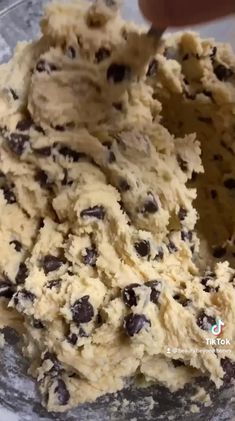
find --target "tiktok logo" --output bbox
[210,319,224,336]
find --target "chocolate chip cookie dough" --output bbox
[0,0,235,413]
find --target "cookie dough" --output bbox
[0,0,235,413]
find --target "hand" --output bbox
[139,0,235,27]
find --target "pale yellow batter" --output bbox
[0,0,234,413]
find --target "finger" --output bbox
[139,0,235,27]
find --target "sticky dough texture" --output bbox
[0,0,234,413]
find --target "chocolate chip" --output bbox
[107,63,131,83]
[55,125,68,132]
[43,351,54,361]
[33,319,45,329]
[71,295,94,325]
[154,246,164,261]
[201,275,219,293]
[173,294,191,307]
[80,205,105,220]
[172,359,186,368]
[42,255,64,274]
[210,189,217,199]
[108,151,116,163]
[134,240,150,257]
[35,170,53,189]
[181,230,193,242]
[95,47,110,63]
[113,102,123,111]
[96,311,103,327]
[0,282,14,299]
[14,288,36,306]
[43,352,62,374]
[58,146,84,162]
[196,312,216,331]
[177,154,188,172]
[33,146,52,156]
[10,89,19,100]
[182,54,189,61]
[34,125,45,135]
[36,60,46,72]
[210,46,217,59]
[212,246,226,259]
[123,313,150,337]
[1,186,16,204]
[7,133,29,155]
[221,357,235,384]
[118,200,127,214]
[198,117,212,124]
[223,178,235,189]
[214,64,233,81]
[39,218,45,229]
[54,379,70,406]
[83,247,97,267]
[16,118,33,132]
[67,332,78,345]
[213,154,223,161]
[191,171,198,182]
[201,277,212,287]
[145,280,161,304]
[36,60,58,73]
[146,59,158,77]
[167,240,178,253]
[46,279,62,289]
[178,207,187,221]
[123,283,141,307]
[184,91,196,100]
[203,90,213,99]
[142,193,159,214]
[15,263,28,285]
[67,46,76,59]
[118,179,130,192]
[103,141,112,149]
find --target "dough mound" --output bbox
[0,0,235,412]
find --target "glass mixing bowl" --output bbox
[0,1,235,420]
